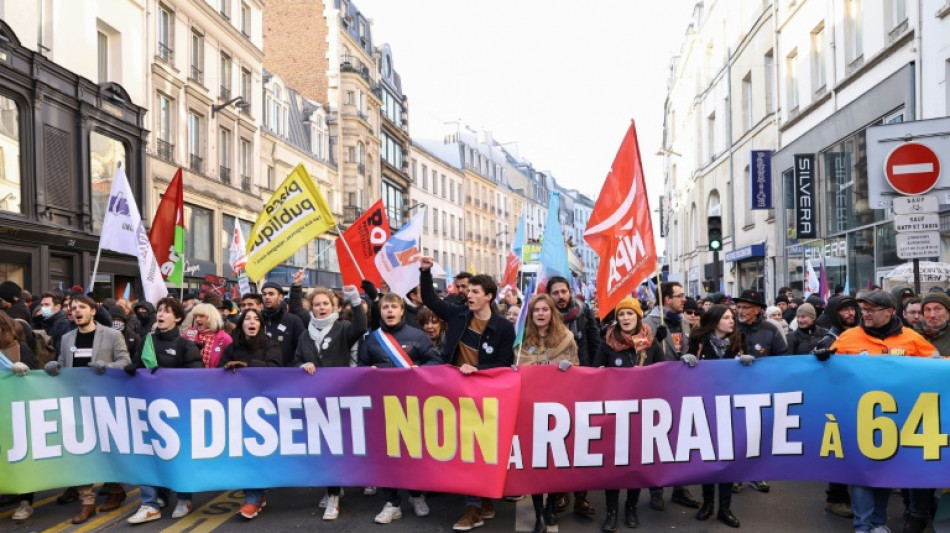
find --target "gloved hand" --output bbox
[12,362,30,377]
[360,280,378,301]
[738,354,756,366]
[124,363,138,377]
[224,361,248,373]
[44,361,61,376]
[558,360,573,372]
[681,353,698,367]
[813,347,836,362]
[343,285,362,307]
[92,360,107,375]
[150,366,159,374]
[654,325,668,342]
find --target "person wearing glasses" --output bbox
[822,290,937,533]
[902,297,923,328]
[642,280,702,511]
[683,297,701,329]
[732,289,789,494]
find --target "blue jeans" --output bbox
[850,485,889,531]
[244,489,265,505]
[140,486,193,509]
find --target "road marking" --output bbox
[0,493,59,519]
[159,490,243,533]
[72,496,142,533]
[40,488,140,533]
[894,163,935,174]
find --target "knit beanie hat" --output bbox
[922,292,950,313]
[796,303,817,319]
[0,281,22,304]
[614,296,642,319]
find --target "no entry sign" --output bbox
[884,142,941,195]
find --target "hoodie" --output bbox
[132,301,157,337]
[816,295,861,349]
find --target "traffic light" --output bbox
[708,215,722,252]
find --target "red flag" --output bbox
[149,168,185,284]
[337,200,391,287]
[498,251,520,296]
[584,121,657,320]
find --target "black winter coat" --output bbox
[688,333,744,360]
[787,325,828,355]
[293,304,367,368]
[218,339,283,367]
[288,285,313,327]
[593,339,662,368]
[738,314,789,357]
[132,302,157,338]
[262,302,305,366]
[40,311,71,353]
[132,328,203,369]
[357,320,443,368]
[420,269,514,369]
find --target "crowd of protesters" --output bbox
[2,271,949,533]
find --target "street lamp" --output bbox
[212,97,250,118]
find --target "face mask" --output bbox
[40,306,53,318]
[137,311,148,320]
[113,320,125,331]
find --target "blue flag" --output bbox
[539,191,571,287]
[513,275,537,348]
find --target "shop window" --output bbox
[822,127,884,236]
[89,132,128,234]
[185,203,213,261]
[849,227,875,289]
[0,95,22,214]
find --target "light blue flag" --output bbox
[513,275,537,348]
[512,210,526,260]
[539,191,571,284]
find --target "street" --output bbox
[0,481,923,532]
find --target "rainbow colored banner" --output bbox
[2,356,950,496]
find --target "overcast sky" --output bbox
[358,0,697,202]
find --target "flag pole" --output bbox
[335,223,366,281]
[304,239,335,270]
[654,269,669,360]
[88,247,103,294]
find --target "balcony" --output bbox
[220,166,231,185]
[467,231,473,240]
[220,86,231,101]
[157,42,174,64]
[241,175,251,192]
[357,163,365,175]
[466,195,472,204]
[156,139,174,163]
[491,238,497,247]
[189,154,203,174]
[189,66,203,84]
[344,205,363,224]
[475,199,481,207]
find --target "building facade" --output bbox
[409,141,465,289]
[0,6,148,296]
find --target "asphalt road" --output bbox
[0,481,930,532]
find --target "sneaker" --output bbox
[748,481,770,493]
[157,497,167,508]
[452,506,484,531]
[480,498,495,519]
[374,502,403,524]
[323,495,339,520]
[364,487,377,496]
[409,495,430,517]
[869,527,891,533]
[238,503,262,519]
[319,488,343,508]
[12,501,33,522]
[825,502,854,518]
[172,499,192,518]
[127,505,162,524]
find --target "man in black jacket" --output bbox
[37,291,71,352]
[786,303,827,354]
[0,281,31,322]
[260,281,304,366]
[445,271,472,306]
[418,258,513,532]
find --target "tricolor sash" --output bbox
[374,329,414,368]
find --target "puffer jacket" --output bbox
[131,327,202,369]
[357,319,442,367]
[787,324,828,355]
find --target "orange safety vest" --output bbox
[831,325,937,357]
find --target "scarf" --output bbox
[862,316,903,340]
[0,343,20,369]
[663,308,682,327]
[605,322,655,365]
[559,299,580,322]
[919,320,950,339]
[190,328,216,368]
[708,335,730,359]
[308,311,339,354]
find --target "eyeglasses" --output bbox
[859,306,889,315]
[684,310,698,316]
[670,293,686,299]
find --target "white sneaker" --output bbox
[869,527,891,533]
[12,501,33,521]
[374,502,403,524]
[409,495,430,517]
[322,495,340,520]
[319,488,343,508]
[364,486,377,495]
[171,499,192,518]
[127,505,162,524]
[157,497,166,508]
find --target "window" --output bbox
[157,5,173,63]
[240,138,250,190]
[0,95,22,214]
[219,0,230,18]
[90,133,127,234]
[346,91,354,105]
[764,50,774,113]
[190,31,204,83]
[845,0,863,64]
[381,181,403,227]
[741,72,753,131]
[706,111,716,161]
[185,204,213,261]
[450,181,456,202]
[381,132,403,169]
[432,171,438,195]
[240,68,251,104]
[811,24,827,94]
[421,165,428,189]
[786,49,799,113]
[221,217,253,267]
[432,209,439,236]
[441,175,447,199]
[451,215,456,238]
[442,211,447,236]
[822,127,884,235]
[97,31,108,83]
[187,112,201,173]
[380,89,403,127]
[266,166,274,189]
[157,94,174,163]
[219,128,231,183]
[220,52,232,99]
[240,3,250,36]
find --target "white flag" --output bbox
[229,218,248,275]
[99,166,168,304]
[804,260,820,298]
[374,207,444,299]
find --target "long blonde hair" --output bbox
[182,303,224,331]
[522,294,571,350]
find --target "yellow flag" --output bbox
[245,164,335,282]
